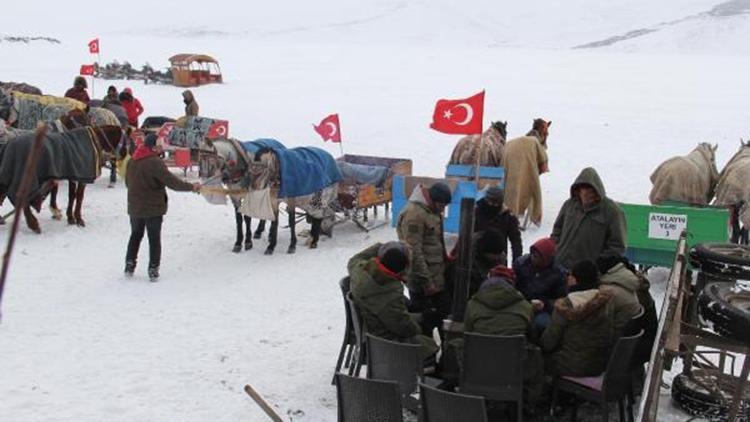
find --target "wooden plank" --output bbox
[244,384,284,422]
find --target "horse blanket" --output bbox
[0,127,100,206]
[88,100,129,128]
[336,161,388,187]
[241,138,287,155]
[502,135,548,225]
[0,81,42,95]
[714,147,750,228]
[167,116,221,149]
[448,127,504,166]
[11,91,86,130]
[649,145,717,205]
[88,107,121,128]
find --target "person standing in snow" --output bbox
[119,87,144,127]
[182,89,199,116]
[124,133,200,281]
[64,76,90,105]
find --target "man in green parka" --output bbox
[348,241,439,360]
[551,167,627,270]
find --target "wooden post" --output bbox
[0,125,48,321]
[244,384,284,422]
[451,197,475,322]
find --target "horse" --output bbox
[448,121,507,166]
[198,137,267,252]
[0,124,123,233]
[649,142,719,206]
[714,139,750,244]
[527,118,551,148]
[247,146,339,254]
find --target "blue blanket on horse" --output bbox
[240,138,341,198]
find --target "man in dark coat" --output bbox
[514,237,567,332]
[551,167,627,269]
[541,260,614,376]
[125,133,199,281]
[64,76,90,105]
[396,182,452,324]
[474,186,522,266]
[348,241,438,360]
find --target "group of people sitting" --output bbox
[345,167,657,413]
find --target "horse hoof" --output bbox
[244,242,253,251]
[253,232,263,240]
[264,248,274,256]
[50,207,62,220]
[67,217,76,225]
[76,219,86,228]
[287,245,296,254]
[309,242,318,249]
[232,244,241,253]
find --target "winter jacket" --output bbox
[126,148,194,218]
[102,93,121,106]
[121,97,144,127]
[348,243,438,359]
[468,232,506,297]
[474,198,523,266]
[599,263,642,331]
[64,87,90,105]
[397,186,447,294]
[464,277,533,336]
[183,90,199,116]
[513,254,567,315]
[551,167,627,269]
[541,289,614,376]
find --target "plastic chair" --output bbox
[366,334,423,411]
[345,292,366,377]
[459,333,525,422]
[551,330,644,422]
[420,382,488,422]
[335,373,404,422]
[331,277,355,384]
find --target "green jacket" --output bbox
[541,289,614,376]
[551,167,627,269]
[599,263,642,331]
[126,154,194,218]
[396,186,446,293]
[348,244,438,359]
[464,277,533,337]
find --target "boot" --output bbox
[148,266,159,282]
[124,260,136,277]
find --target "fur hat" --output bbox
[378,241,409,274]
[571,260,599,289]
[428,182,452,204]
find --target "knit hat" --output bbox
[530,238,556,268]
[377,241,409,274]
[428,182,452,205]
[484,186,504,204]
[571,260,599,289]
[144,133,158,148]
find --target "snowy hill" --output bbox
[1,1,749,421]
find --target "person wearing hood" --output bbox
[182,90,199,116]
[541,259,614,376]
[64,76,90,105]
[597,255,644,332]
[551,167,626,270]
[102,85,121,106]
[473,186,522,266]
[119,87,144,127]
[396,182,452,320]
[125,133,200,281]
[348,242,438,360]
[513,237,567,332]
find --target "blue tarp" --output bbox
[337,161,389,187]
[240,138,341,198]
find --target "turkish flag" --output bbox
[313,114,342,143]
[79,64,95,76]
[88,38,99,54]
[430,91,484,135]
[157,122,175,140]
[207,120,229,139]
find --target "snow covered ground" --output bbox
[1,1,749,420]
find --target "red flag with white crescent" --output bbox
[207,120,229,139]
[430,91,484,135]
[88,38,100,54]
[313,114,341,143]
[79,64,95,76]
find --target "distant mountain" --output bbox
[1,36,60,44]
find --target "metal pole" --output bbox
[0,125,48,321]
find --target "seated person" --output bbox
[513,237,567,332]
[541,260,614,377]
[597,255,643,332]
[348,241,438,360]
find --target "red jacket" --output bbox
[64,87,90,105]
[121,98,144,127]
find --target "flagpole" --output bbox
[338,139,345,157]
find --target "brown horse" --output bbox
[448,121,507,166]
[0,124,123,233]
[527,118,552,148]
